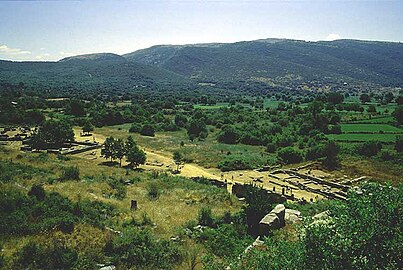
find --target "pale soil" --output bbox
[72,127,330,201]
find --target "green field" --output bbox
[264,99,283,109]
[341,123,403,133]
[327,133,398,142]
[194,102,229,109]
[349,116,394,124]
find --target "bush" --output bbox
[396,135,403,152]
[28,184,46,200]
[217,154,275,171]
[198,206,214,227]
[302,183,402,269]
[107,177,127,200]
[147,182,159,200]
[355,141,382,157]
[60,166,80,181]
[277,147,303,164]
[140,124,155,137]
[15,241,78,270]
[109,228,183,269]
[129,123,142,133]
[199,224,251,259]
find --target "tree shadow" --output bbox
[99,161,119,167]
[122,164,145,172]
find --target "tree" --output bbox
[101,136,116,162]
[82,120,94,135]
[322,141,339,169]
[277,147,303,164]
[392,105,403,125]
[115,138,126,167]
[28,184,46,200]
[29,120,74,149]
[140,124,155,137]
[327,92,344,105]
[174,114,188,128]
[395,136,403,152]
[66,99,86,116]
[126,144,146,169]
[187,119,208,141]
[356,141,382,157]
[367,105,376,114]
[217,125,239,144]
[396,96,403,105]
[359,93,371,103]
[173,151,184,172]
[384,92,394,104]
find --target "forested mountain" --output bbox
[0,53,193,97]
[124,39,403,86]
[1,39,402,98]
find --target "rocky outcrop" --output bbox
[259,204,302,235]
[285,209,301,223]
[271,204,286,227]
[259,204,286,235]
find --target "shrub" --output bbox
[395,135,403,152]
[129,123,142,133]
[355,141,382,157]
[28,184,46,200]
[302,183,402,269]
[140,124,155,137]
[109,228,183,269]
[147,182,159,200]
[199,224,251,259]
[277,147,303,164]
[15,241,78,270]
[107,177,127,200]
[60,166,80,181]
[198,206,214,227]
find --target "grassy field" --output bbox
[340,123,403,133]
[264,99,283,109]
[0,146,241,240]
[194,103,229,109]
[327,133,398,142]
[95,124,272,169]
[348,116,395,124]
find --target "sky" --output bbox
[0,0,402,61]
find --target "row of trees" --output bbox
[101,136,146,168]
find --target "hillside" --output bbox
[124,39,403,87]
[0,54,193,97]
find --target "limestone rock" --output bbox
[271,204,286,227]
[285,209,301,223]
[259,213,280,235]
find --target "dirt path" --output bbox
[72,128,325,201]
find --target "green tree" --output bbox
[29,120,74,149]
[101,136,116,162]
[395,135,403,152]
[82,120,94,135]
[187,119,208,141]
[126,144,146,169]
[174,114,188,128]
[173,151,184,172]
[277,147,303,164]
[360,93,371,103]
[217,125,239,144]
[66,99,86,116]
[392,105,403,125]
[322,141,339,169]
[327,92,344,105]
[140,124,155,137]
[115,138,126,167]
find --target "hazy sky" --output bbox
[0,0,402,61]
